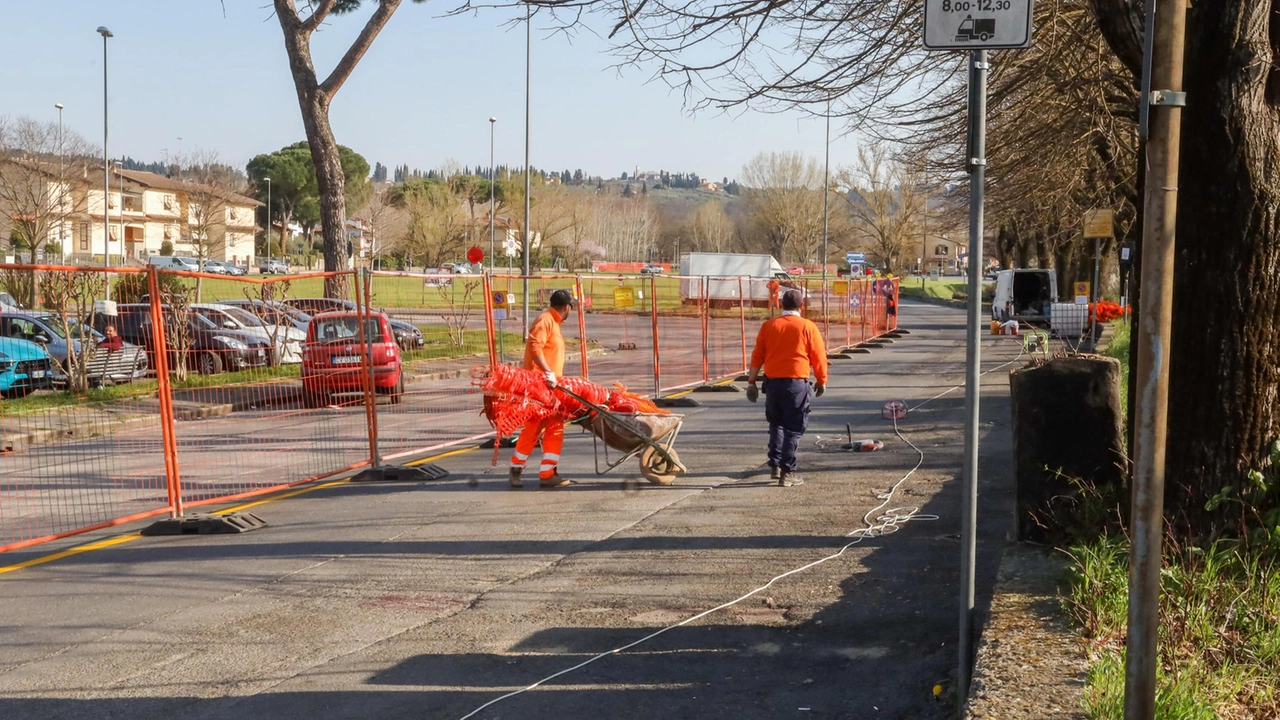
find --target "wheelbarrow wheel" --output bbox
[640,447,681,485]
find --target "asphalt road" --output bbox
[0,300,1023,720]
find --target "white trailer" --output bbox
[678,252,792,303]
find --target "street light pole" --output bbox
[264,177,272,271]
[489,117,497,269]
[522,1,532,335]
[822,100,831,313]
[97,26,113,297]
[56,103,65,261]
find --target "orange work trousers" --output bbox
[509,417,564,480]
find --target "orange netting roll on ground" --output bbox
[472,366,668,439]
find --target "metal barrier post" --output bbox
[355,269,380,469]
[651,273,661,396]
[701,275,710,384]
[146,266,183,518]
[575,274,589,378]
[822,277,831,343]
[844,278,852,349]
[482,273,498,367]
[738,277,748,373]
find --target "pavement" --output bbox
[0,300,1025,720]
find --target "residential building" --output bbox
[1,161,261,267]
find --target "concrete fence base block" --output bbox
[692,384,740,393]
[654,396,701,408]
[141,512,268,536]
[353,464,450,483]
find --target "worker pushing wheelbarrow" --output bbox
[475,365,688,486]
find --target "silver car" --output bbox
[190,303,305,364]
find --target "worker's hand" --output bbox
[814,383,825,398]
[746,383,759,403]
[544,371,557,388]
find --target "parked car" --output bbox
[94,304,274,375]
[0,311,148,386]
[281,298,424,350]
[0,292,24,311]
[260,260,290,274]
[220,299,312,333]
[148,256,200,272]
[640,264,665,275]
[190,303,305,364]
[451,263,473,274]
[0,336,56,398]
[422,269,453,287]
[201,261,229,275]
[207,261,247,276]
[301,310,404,408]
[786,266,805,276]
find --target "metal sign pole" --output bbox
[958,47,987,710]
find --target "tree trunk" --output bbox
[1162,0,1280,539]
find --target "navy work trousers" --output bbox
[763,377,811,473]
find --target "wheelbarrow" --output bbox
[557,386,688,485]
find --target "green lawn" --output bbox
[1067,318,1280,719]
[1101,320,1130,420]
[1068,538,1280,718]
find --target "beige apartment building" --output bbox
[2,160,260,267]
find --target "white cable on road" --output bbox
[455,337,1026,720]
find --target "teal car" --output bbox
[0,336,56,398]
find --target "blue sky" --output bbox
[0,0,854,182]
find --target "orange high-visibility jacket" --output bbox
[523,309,566,376]
[750,313,828,384]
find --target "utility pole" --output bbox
[521,1,532,335]
[56,103,65,260]
[1125,0,1187,715]
[958,48,987,709]
[489,117,497,270]
[97,26,113,297]
[822,101,831,303]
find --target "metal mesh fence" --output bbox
[0,265,170,551]
[150,269,372,509]
[366,271,496,461]
[1,267,903,554]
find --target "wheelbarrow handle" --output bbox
[555,385,614,419]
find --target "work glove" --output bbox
[746,384,759,403]
[544,371,557,389]
[814,383,825,398]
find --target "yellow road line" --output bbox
[0,533,141,576]
[2,446,480,576]
[405,445,480,466]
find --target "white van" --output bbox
[992,269,1058,325]
[148,255,200,271]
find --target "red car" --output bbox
[301,311,405,408]
[787,266,805,276]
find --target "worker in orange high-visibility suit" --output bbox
[746,289,828,487]
[509,289,576,489]
[766,278,781,313]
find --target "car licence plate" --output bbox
[31,370,47,379]
[333,356,362,365]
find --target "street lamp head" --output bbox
[489,117,497,123]
[263,176,271,183]
[55,103,64,110]
[97,26,113,38]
